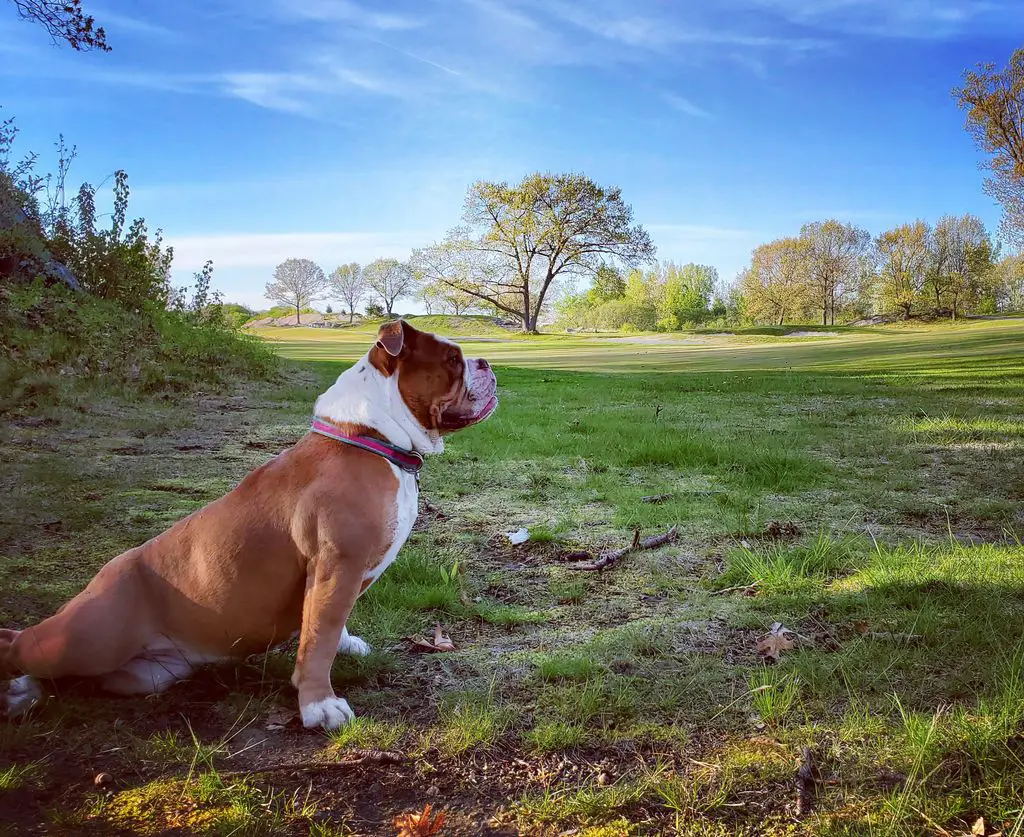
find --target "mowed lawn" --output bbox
[2,317,1024,836]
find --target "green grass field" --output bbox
[2,317,1024,835]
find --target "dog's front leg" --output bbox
[291,559,362,729]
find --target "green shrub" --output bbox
[0,281,276,413]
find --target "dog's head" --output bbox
[369,320,498,437]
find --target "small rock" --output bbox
[426,784,440,797]
[596,771,612,786]
[94,772,113,788]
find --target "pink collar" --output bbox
[310,417,424,474]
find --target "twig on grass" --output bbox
[861,631,924,644]
[795,746,817,817]
[569,526,678,571]
[641,493,673,504]
[217,749,411,779]
[710,581,761,596]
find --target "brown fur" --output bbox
[1,321,496,726]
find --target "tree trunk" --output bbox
[295,302,300,325]
[349,309,354,324]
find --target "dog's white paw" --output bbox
[336,629,371,657]
[3,675,43,719]
[300,696,355,730]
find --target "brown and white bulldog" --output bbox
[0,320,498,729]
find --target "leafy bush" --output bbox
[0,114,277,412]
[0,281,276,412]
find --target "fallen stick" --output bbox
[861,631,923,644]
[710,582,760,596]
[795,746,816,817]
[641,493,673,504]
[218,750,410,779]
[570,526,678,571]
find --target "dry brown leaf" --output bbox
[431,624,456,652]
[264,707,297,730]
[394,803,447,836]
[757,623,796,662]
[402,624,457,653]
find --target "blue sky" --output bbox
[2,0,1022,310]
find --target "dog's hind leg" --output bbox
[3,562,153,716]
[100,649,195,695]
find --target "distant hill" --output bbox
[402,315,522,337]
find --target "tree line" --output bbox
[734,214,1022,326]
[265,48,1024,333]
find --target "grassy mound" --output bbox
[0,281,277,414]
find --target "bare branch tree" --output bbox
[329,262,366,323]
[363,258,414,317]
[10,0,110,51]
[265,258,328,325]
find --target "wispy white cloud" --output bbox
[538,0,828,53]
[220,72,324,114]
[662,93,713,119]
[283,0,423,31]
[89,7,183,41]
[167,230,434,271]
[745,0,1010,38]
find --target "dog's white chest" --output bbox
[362,467,418,589]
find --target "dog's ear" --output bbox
[376,320,405,357]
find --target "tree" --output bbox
[954,50,1024,247]
[589,264,626,303]
[799,220,871,325]
[365,302,385,318]
[874,221,930,319]
[927,214,994,318]
[419,281,477,315]
[265,258,328,325]
[363,258,414,317]
[329,262,365,323]
[738,238,813,325]
[9,0,109,51]
[659,263,717,329]
[989,252,1024,311]
[415,172,655,332]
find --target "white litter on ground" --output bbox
[505,528,530,545]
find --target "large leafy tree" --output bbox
[588,264,626,303]
[329,262,365,323]
[738,238,813,325]
[9,0,109,50]
[989,252,1024,311]
[927,214,994,318]
[265,258,328,325]
[415,172,655,332]
[799,220,871,325]
[659,263,717,329]
[954,50,1024,247]
[363,258,414,317]
[874,221,931,319]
